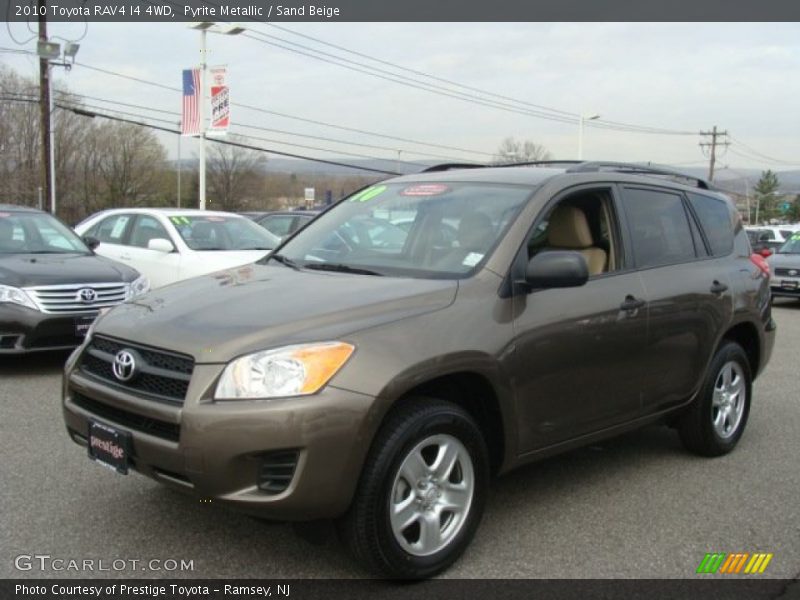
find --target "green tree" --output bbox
[753,170,782,223]
[785,195,800,222]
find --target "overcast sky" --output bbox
[2,22,799,176]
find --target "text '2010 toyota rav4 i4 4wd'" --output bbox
[63,162,775,578]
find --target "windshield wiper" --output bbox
[269,253,302,271]
[304,263,383,276]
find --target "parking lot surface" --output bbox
[2,300,799,579]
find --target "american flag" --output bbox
[181,68,201,136]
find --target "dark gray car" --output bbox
[62,163,775,578]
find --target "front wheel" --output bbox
[339,397,489,578]
[678,341,752,457]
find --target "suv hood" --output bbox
[94,263,457,363]
[0,253,139,288]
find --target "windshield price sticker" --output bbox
[400,184,450,197]
[349,185,387,203]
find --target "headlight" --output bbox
[215,341,355,400]
[0,285,37,310]
[126,275,150,300]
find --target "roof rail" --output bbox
[496,160,584,168]
[419,163,487,173]
[565,161,713,190]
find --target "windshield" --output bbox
[777,234,800,254]
[168,215,280,251]
[0,210,89,255]
[273,182,534,278]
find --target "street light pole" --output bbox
[189,22,244,210]
[198,28,207,210]
[578,113,600,160]
[177,119,182,207]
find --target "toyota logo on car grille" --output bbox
[77,288,98,303]
[790,269,798,277]
[112,350,137,382]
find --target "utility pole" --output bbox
[37,0,54,214]
[699,126,729,183]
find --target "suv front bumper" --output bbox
[62,356,376,521]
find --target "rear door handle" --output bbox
[710,280,728,295]
[620,295,646,311]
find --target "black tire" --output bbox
[338,397,489,578]
[678,341,752,457]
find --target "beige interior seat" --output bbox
[545,205,607,275]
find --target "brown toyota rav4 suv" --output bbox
[63,162,775,578]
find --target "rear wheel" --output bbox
[338,397,489,578]
[679,341,752,456]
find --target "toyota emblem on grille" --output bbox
[790,269,798,277]
[112,350,137,382]
[77,288,98,303]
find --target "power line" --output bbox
[0,94,403,175]
[727,147,800,168]
[729,136,798,166]
[68,60,497,158]
[2,48,495,158]
[197,0,698,136]
[55,90,467,162]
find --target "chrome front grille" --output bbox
[24,282,129,314]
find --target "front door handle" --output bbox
[710,280,728,295]
[620,295,646,312]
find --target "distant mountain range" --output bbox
[170,158,800,193]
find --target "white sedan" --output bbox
[75,208,280,289]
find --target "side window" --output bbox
[527,188,619,276]
[94,214,132,245]
[687,192,734,256]
[621,188,696,268]
[258,215,295,238]
[130,215,171,249]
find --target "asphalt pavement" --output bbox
[2,300,799,579]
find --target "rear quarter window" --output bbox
[687,192,734,256]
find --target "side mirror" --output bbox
[83,236,100,250]
[759,247,773,258]
[147,238,175,253]
[522,251,589,291]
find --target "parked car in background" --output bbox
[63,162,774,577]
[249,210,320,240]
[0,204,147,354]
[75,209,280,288]
[746,227,786,256]
[767,231,800,300]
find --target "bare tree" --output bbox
[206,136,266,211]
[94,121,167,207]
[494,137,552,165]
[0,65,41,207]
